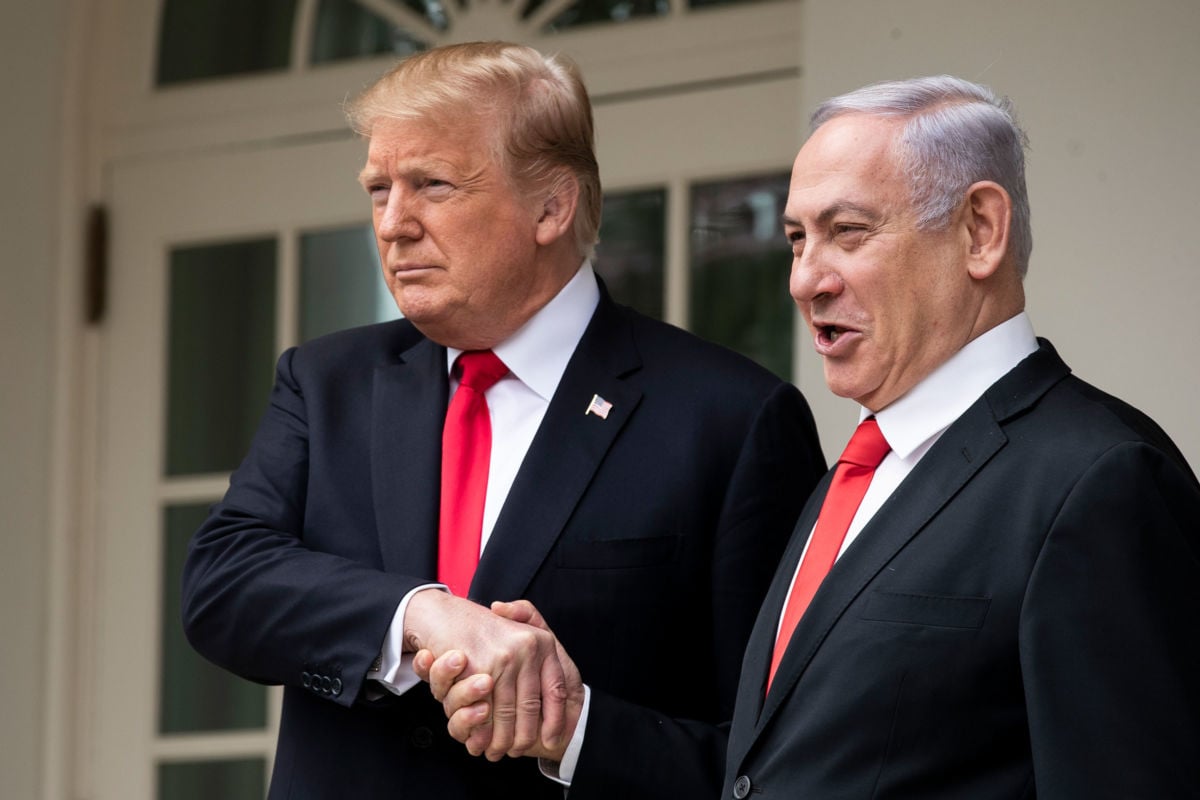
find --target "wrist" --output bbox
[401,585,451,653]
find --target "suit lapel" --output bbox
[371,334,447,577]
[753,403,1006,733]
[470,296,642,603]
[743,341,1071,753]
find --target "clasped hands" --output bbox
[404,591,584,763]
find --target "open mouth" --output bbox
[819,324,852,344]
[813,321,859,354]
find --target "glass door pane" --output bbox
[160,504,268,734]
[689,172,794,379]
[157,758,265,800]
[156,0,298,84]
[299,224,397,342]
[593,187,666,319]
[166,239,278,476]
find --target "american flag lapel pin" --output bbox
[585,393,613,419]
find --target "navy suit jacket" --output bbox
[724,341,1200,799]
[182,290,825,799]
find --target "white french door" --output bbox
[94,134,380,799]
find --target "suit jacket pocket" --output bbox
[554,535,680,569]
[860,591,990,629]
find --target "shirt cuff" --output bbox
[538,683,591,787]
[367,583,447,696]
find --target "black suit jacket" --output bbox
[182,290,825,799]
[724,340,1200,799]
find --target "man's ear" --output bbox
[534,171,580,247]
[963,181,1012,280]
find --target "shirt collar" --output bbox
[868,312,1039,460]
[446,260,600,401]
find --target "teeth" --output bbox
[826,327,840,342]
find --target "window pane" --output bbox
[158,758,265,800]
[689,173,793,379]
[688,0,773,9]
[156,0,297,85]
[525,0,669,32]
[299,225,399,341]
[310,0,445,63]
[166,238,277,476]
[160,505,268,734]
[593,189,666,319]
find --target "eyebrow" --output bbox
[357,168,385,186]
[782,201,881,228]
[357,157,462,188]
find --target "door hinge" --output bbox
[85,204,107,325]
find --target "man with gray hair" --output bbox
[720,76,1200,797]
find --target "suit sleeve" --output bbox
[181,347,421,707]
[567,381,826,799]
[1021,441,1200,796]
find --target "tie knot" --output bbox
[839,417,890,468]
[455,350,508,393]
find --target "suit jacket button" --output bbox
[732,775,753,799]
[301,672,312,689]
[331,677,343,696]
[411,726,434,749]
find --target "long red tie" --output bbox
[767,417,890,693]
[438,350,508,597]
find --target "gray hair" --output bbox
[812,75,1032,276]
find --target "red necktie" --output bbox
[438,350,508,597]
[767,417,890,693]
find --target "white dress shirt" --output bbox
[368,260,599,781]
[777,313,1039,634]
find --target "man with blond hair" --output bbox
[183,42,824,799]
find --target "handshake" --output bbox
[403,590,586,763]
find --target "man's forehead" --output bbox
[361,120,478,171]
[796,114,902,173]
[786,117,905,213]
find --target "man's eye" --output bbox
[787,230,805,244]
[834,225,867,244]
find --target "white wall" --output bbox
[797,0,1200,472]
[0,1,70,797]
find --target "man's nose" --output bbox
[377,192,421,241]
[789,245,843,305]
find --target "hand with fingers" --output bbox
[414,599,586,762]
[403,591,572,761]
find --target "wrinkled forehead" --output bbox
[786,115,908,217]
[795,114,903,181]
[365,111,499,157]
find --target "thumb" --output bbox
[412,648,435,682]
